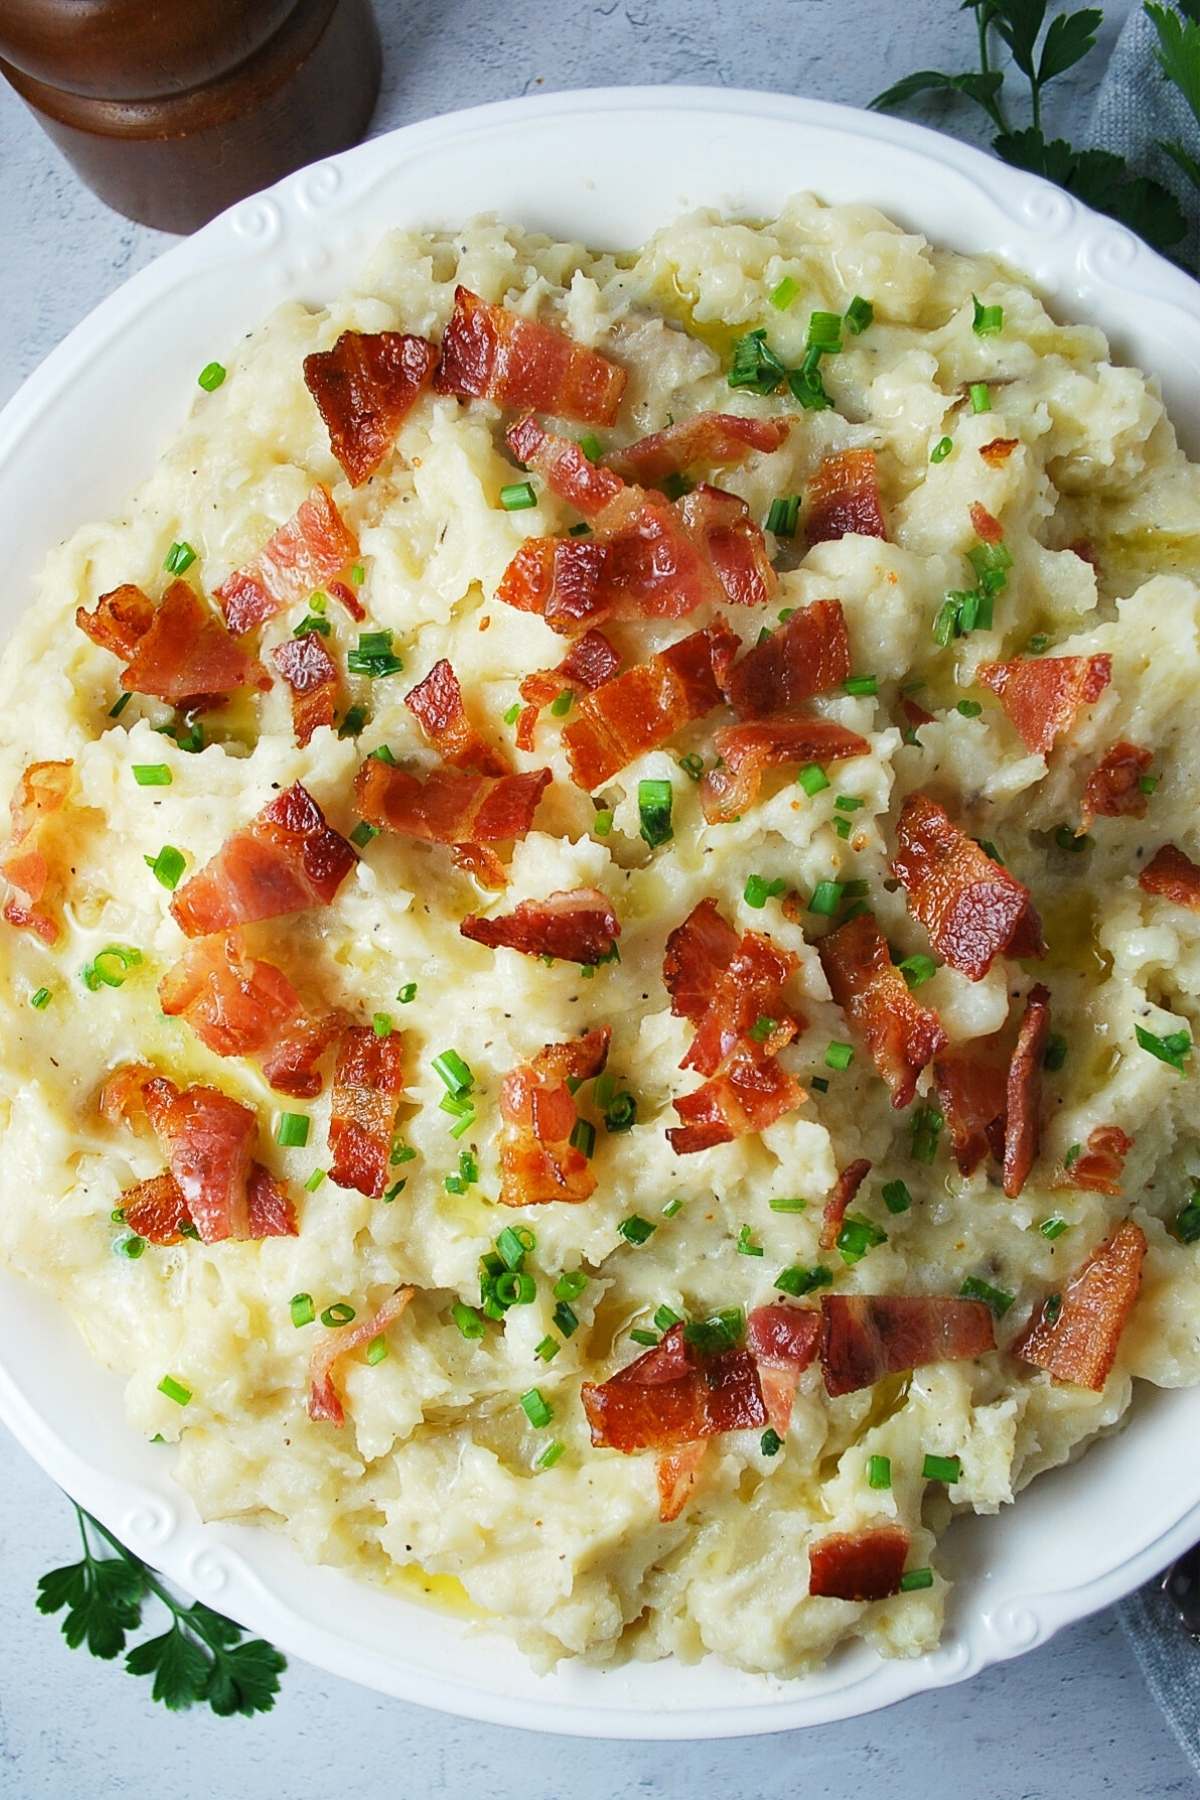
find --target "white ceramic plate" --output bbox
[2,87,1200,1739]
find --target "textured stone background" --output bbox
[1,2,1195,1794]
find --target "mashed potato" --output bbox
[2,195,1199,1679]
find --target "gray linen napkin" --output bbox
[1119,1578,1200,1776]
[1088,2,1200,265]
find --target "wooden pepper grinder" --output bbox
[0,0,382,234]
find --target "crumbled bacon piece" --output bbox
[215,486,359,635]
[1004,983,1050,1199]
[461,886,619,964]
[1060,1125,1133,1195]
[1014,1220,1146,1392]
[893,792,1045,980]
[515,628,620,750]
[805,449,887,545]
[98,1061,159,1135]
[78,580,270,709]
[969,501,1004,544]
[1080,741,1153,832]
[354,759,550,849]
[662,896,741,1025]
[272,632,339,748]
[499,1028,610,1206]
[747,1302,822,1433]
[435,286,626,425]
[495,536,610,632]
[656,1442,708,1522]
[505,416,625,518]
[1,759,73,944]
[679,485,776,610]
[171,782,356,937]
[326,578,366,622]
[245,1164,299,1239]
[158,936,341,1098]
[120,1173,190,1245]
[722,599,851,717]
[581,1323,767,1452]
[404,659,507,775]
[808,1526,912,1601]
[820,1158,873,1252]
[668,1038,804,1155]
[979,438,1019,468]
[328,1025,406,1198]
[700,716,869,824]
[976,655,1112,755]
[308,1287,414,1425]
[680,928,801,1078]
[901,696,934,732]
[303,329,438,487]
[933,1039,1008,1177]
[606,413,791,485]
[820,1293,996,1397]
[451,843,508,888]
[1139,842,1200,910]
[563,621,739,790]
[142,1077,271,1244]
[818,912,947,1109]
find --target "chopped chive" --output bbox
[1054,825,1089,852]
[115,1234,146,1260]
[578,433,603,462]
[930,436,954,464]
[604,1091,637,1134]
[591,808,614,838]
[824,1040,854,1071]
[304,1168,327,1193]
[810,1076,830,1093]
[619,1214,655,1246]
[337,704,368,739]
[971,295,1004,336]
[537,1439,565,1469]
[443,1174,467,1195]
[372,1012,393,1038]
[736,1224,764,1257]
[157,1375,191,1406]
[654,1305,682,1331]
[292,614,331,638]
[144,844,186,889]
[1139,773,1159,796]
[774,1264,832,1297]
[882,1180,912,1215]
[1063,1142,1082,1169]
[900,1567,935,1592]
[661,1197,684,1218]
[447,1108,472,1139]
[834,795,864,812]
[933,598,960,646]
[108,692,133,719]
[769,275,798,311]
[969,382,991,413]
[749,1016,778,1044]
[554,1271,587,1302]
[164,541,196,574]
[922,1453,961,1485]
[500,480,537,512]
[1038,1216,1069,1240]
[132,764,172,787]
[765,1199,805,1220]
[960,1275,1014,1316]
[569,1117,596,1158]
[744,872,786,908]
[637,777,673,849]
[675,751,705,783]
[349,563,364,586]
[1043,1034,1067,1072]
[349,821,379,849]
[365,1335,389,1366]
[896,953,937,989]
[452,1302,486,1340]
[1136,1024,1191,1071]
[833,817,851,842]
[29,986,52,1010]
[683,1308,745,1354]
[347,629,403,679]
[290,1293,316,1328]
[382,1179,406,1202]
[837,1215,887,1265]
[910,1104,943,1164]
[198,361,227,391]
[535,1335,560,1362]
[495,1226,530,1272]
[843,674,878,697]
[765,494,800,537]
[1027,633,1050,654]
[797,763,830,796]
[397,982,417,1004]
[956,699,983,718]
[1173,1192,1200,1244]
[553,1301,579,1337]
[520,1387,553,1428]
[80,944,143,991]
[844,295,874,334]
[275,1112,309,1148]
[806,310,843,355]
[809,879,844,916]
[496,1270,536,1308]
[728,329,788,395]
[391,1144,417,1166]
[550,688,574,717]
[867,1453,892,1490]
[760,1427,784,1457]
[432,1049,474,1095]
[1044,1293,1063,1325]
[503,701,522,726]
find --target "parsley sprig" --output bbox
[37,1500,286,1716]
[872,0,1196,258]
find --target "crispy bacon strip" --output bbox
[328,1026,406,1198]
[142,1076,271,1244]
[662,897,741,1024]
[1139,843,1200,910]
[979,438,1019,468]
[79,580,269,708]
[158,936,341,1098]
[805,449,887,545]
[215,486,359,635]
[499,1028,610,1206]
[681,930,801,1078]
[1060,1125,1133,1195]
[656,1442,709,1522]
[893,792,1045,980]
[809,1526,912,1601]
[120,1173,191,1246]
[977,655,1112,755]
[606,413,791,485]
[404,659,507,775]
[1014,1221,1146,1391]
[505,416,625,518]
[171,783,356,937]
[581,1323,766,1452]
[820,1158,873,1253]
[969,501,1004,544]
[722,599,851,717]
[1004,983,1050,1199]
[1,759,73,944]
[354,759,550,849]
[461,886,619,964]
[818,913,947,1109]
[820,1293,996,1397]
[303,329,438,487]
[668,1038,804,1156]
[680,485,776,610]
[563,621,738,790]
[700,716,869,824]
[516,629,620,751]
[747,1302,822,1433]
[272,633,340,748]
[308,1287,415,1425]
[495,536,610,632]
[1079,741,1153,833]
[933,1039,1008,1177]
[435,286,626,425]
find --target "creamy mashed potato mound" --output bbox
[2,195,1200,1680]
